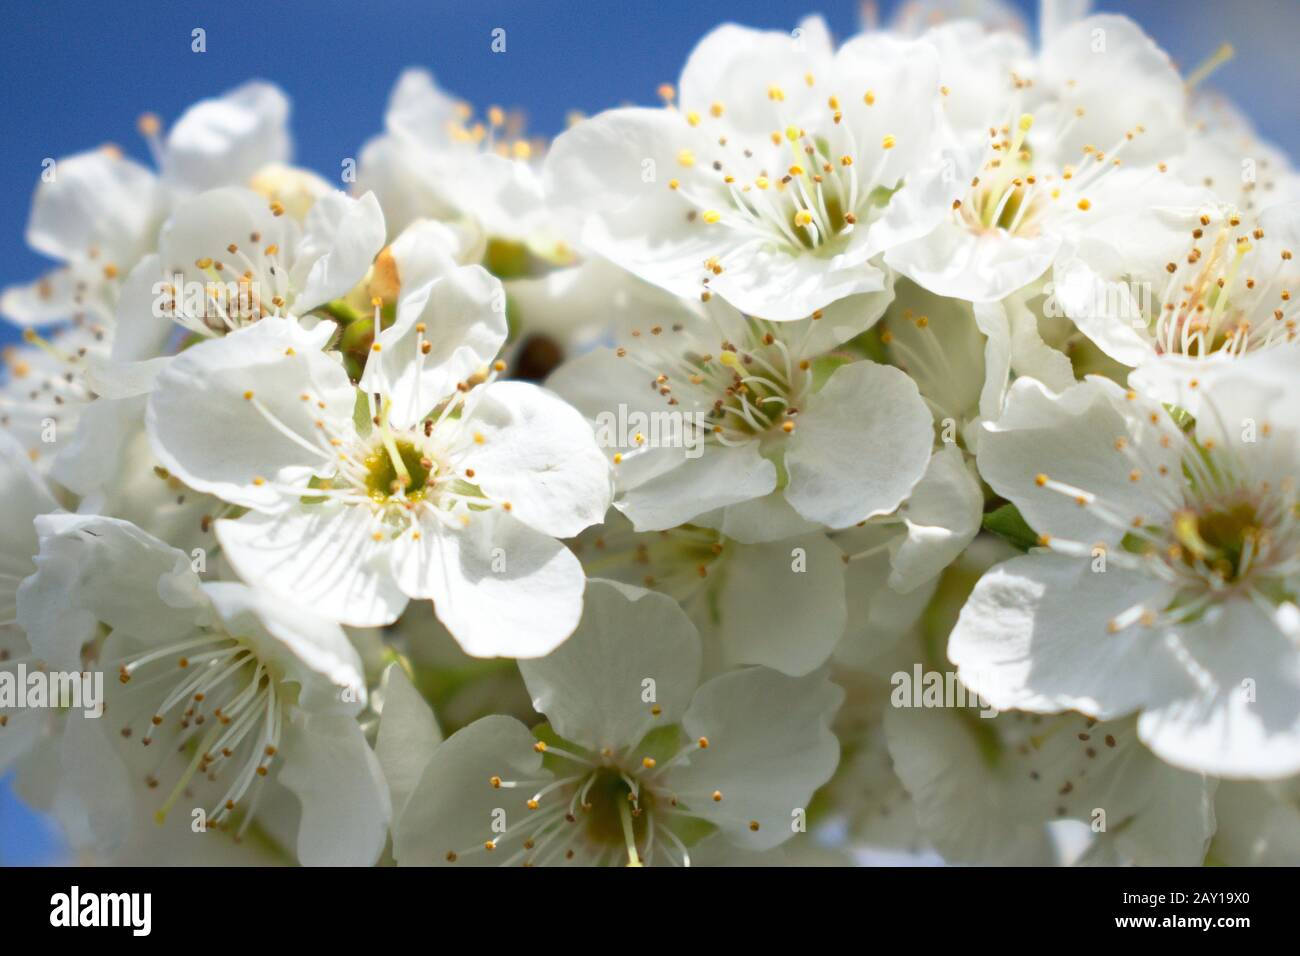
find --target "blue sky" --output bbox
[1,0,1296,863]
[1,0,1296,337]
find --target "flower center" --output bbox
[161,214,293,337]
[1171,501,1260,584]
[657,82,903,284]
[1150,212,1296,357]
[445,727,724,866]
[960,160,1047,237]
[577,524,728,600]
[953,112,1150,241]
[617,318,812,454]
[364,438,433,502]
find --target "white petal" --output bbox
[886,220,1060,302]
[717,534,847,676]
[1035,16,1186,165]
[24,149,162,265]
[544,108,739,303]
[0,269,77,327]
[1212,780,1300,865]
[17,514,201,670]
[392,509,585,658]
[888,443,984,592]
[708,492,822,545]
[457,380,611,538]
[375,662,442,819]
[1138,600,1300,779]
[519,579,701,752]
[392,714,545,867]
[156,186,296,309]
[618,440,777,532]
[147,317,351,512]
[949,551,1184,718]
[278,711,391,867]
[706,241,891,322]
[290,191,387,312]
[47,394,141,497]
[201,581,366,712]
[109,254,176,363]
[882,278,987,423]
[678,22,833,134]
[361,265,507,430]
[834,548,938,672]
[51,711,134,855]
[164,81,291,192]
[384,68,464,149]
[0,428,59,567]
[784,360,933,529]
[664,667,842,850]
[546,346,695,493]
[977,376,1179,546]
[216,504,410,628]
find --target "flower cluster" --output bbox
[2,3,1298,867]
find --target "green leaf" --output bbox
[981,502,1039,553]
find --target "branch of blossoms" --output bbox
[1,0,1298,868]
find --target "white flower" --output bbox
[146,254,611,653]
[0,428,63,775]
[386,579,842,866]
[16,513,389,865]
[357,69,549,246]
[137,186,385,342]
[886,15,1190,302]
[143,80,292,196]
[1053,198,1300,389]
[544,18,958,320]
[0,148,165,329]
[887,704,1215,865]
[549,296,934,542]
[1,81,293,330]
[0,82,303,472]
[951,359,1300,778]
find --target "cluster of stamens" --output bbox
[1030,395,1297,633]
[156,206,293,338]
[115,632,283,839]
[446,717,735,867]
[442,101,538,161]
[1151,210,1296,357]
[615,315,817,460]
[575,524,728,600]
[953,111,1154,239]
[0,328,102,461]
[657,80,896,296]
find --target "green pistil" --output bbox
[1174,503,1259,582]
[365,439,431,502]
